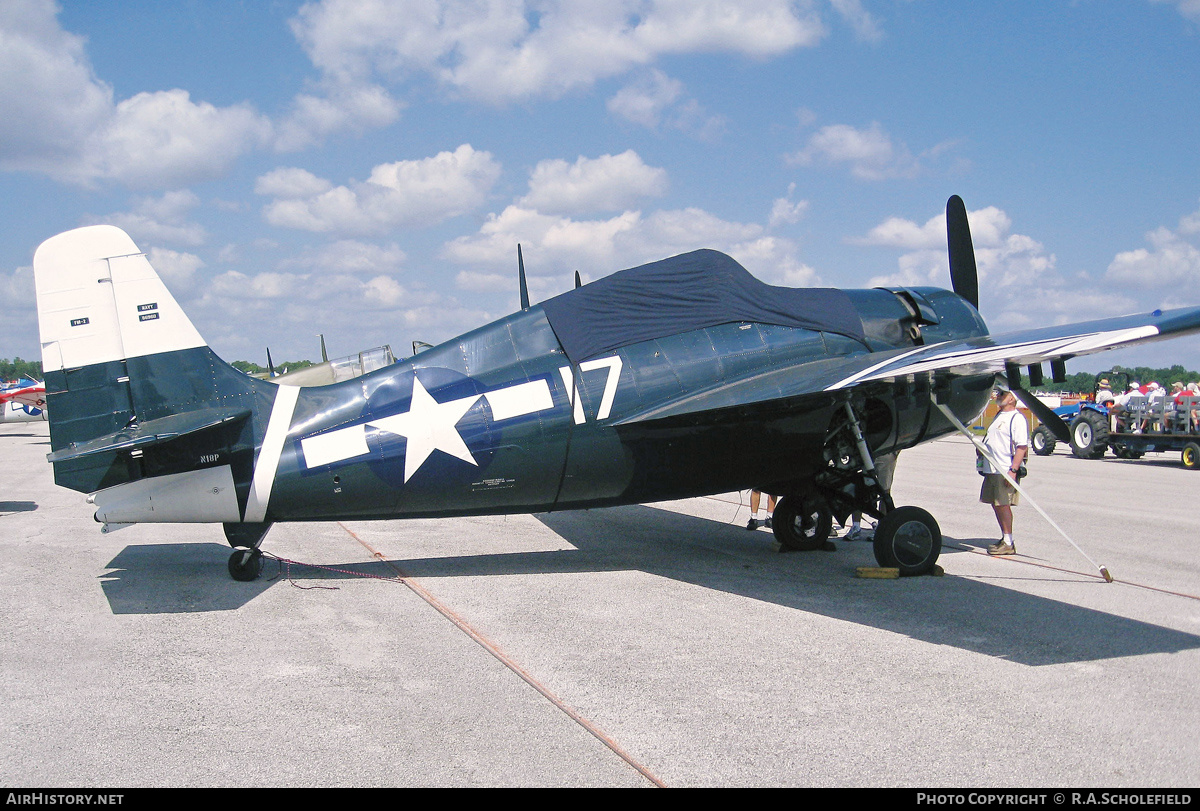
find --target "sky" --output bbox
[2,0,1200,377]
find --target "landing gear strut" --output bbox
[773,398,943,576]
[224,521,272,582]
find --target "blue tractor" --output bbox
[1030,371,1142,459]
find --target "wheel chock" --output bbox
[856,566,899,579]
[855,564,944,578]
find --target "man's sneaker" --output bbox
[746,518,760,531]
[764,517,773,529]
[845,527,865,541]
[987,541,1016,556]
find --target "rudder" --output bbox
[33,226,265,509]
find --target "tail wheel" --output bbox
[1183,442,1200,470]
[228,547,264,582]
[772,493,833,552]
[873,506,942,576]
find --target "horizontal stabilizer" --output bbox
[47,407,250,464]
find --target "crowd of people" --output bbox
[1096,377,1200,433]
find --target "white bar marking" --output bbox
[244,384,301,523]
[301,424,369,468]
[485,379,554,420]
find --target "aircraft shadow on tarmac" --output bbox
[0,500,38,515]
[102,542,272,614]
[101,504,1200,668]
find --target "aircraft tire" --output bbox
[872,506,941,576]
[228,547,264,582]
[1182,442,1200,470]
[772,494,833,552]
[1030,425,1056,456]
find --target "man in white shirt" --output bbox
[979,387,1029,556]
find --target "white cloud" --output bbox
[1151,0,1200,23]
[855,206,1011,252]
[0,0,113,173]
[146,247,206,292]
[768,183,809,227]
[0,1,272,189]
[607,69,684,127]
[273,80,403,152]
[607,69,725,138]
[788,122,920,181]
[255,167,335,199]
[1107,219,1200,290]
[289,0,829,105]
[279,240,408,275]
[853,202,1131,334]
[444,202,811,291]
[88,190,208,247]
[83,90,272,188]
[259,144,502,234]
[828,0,884,42]
[519,151,668,215]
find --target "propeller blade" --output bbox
[266,347,276,378]
[946,195,979,310]
[518,244,530,310]
[574,270,582,289]
[1009,383,1072,443]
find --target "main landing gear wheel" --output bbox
[772,494,833,552]
[228,546,264,582]
[872,506,942,577]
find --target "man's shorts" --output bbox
[980,473,1020,506]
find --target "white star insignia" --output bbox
[298,376,556,481]
[367,378,481,483]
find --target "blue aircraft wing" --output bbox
[823,306,1200,391]
[616,305,1200,425]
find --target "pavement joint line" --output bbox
[334,521,667,788]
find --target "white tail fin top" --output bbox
[34,225,205,373]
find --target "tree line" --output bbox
[1,358,42,381]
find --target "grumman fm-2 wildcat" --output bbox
[31,197,1200,580]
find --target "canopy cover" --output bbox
[540,249,866,364]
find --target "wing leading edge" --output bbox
[616,305,1200,428]
[825,306,1200,392]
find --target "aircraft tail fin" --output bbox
[33,226,267,505]
[35,225,207,373]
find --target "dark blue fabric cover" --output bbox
[539,249,866,363]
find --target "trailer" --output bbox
[1058,372,1200,468]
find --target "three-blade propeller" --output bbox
[948,194,1072,442]
[945,194,979,310]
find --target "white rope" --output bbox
[932,396,1113,582]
